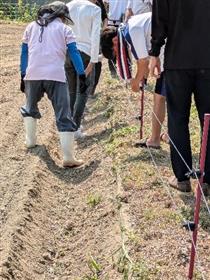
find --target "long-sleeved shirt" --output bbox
[21,18,80,82]
[67,0,101,63]
[150,0,210,69]
[127,0,152,15]
[122,13,164,68]
[104,0,128,21]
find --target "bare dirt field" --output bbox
[0,22,210,280]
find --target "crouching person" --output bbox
[101,12,167,149]
[101,12,155,91]
[20,1,86,167]
[65,0,101,139]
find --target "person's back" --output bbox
[104,0,128,21]
[20,1,85,167]
[65,0,101,139]
[67,0,101,63]
[24,19,75,82]
[125,13,164,65]
[151,0,210,69]
[150,0,210,195]
[128,0,152,15]
[127,13,151,58]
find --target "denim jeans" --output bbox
[21,80,76,132]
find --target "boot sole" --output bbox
[26,144,37,148]
[63,161,84,168]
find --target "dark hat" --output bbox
[37,1,73,26]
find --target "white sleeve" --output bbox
[90,7,101,63]
[127,0,133,9]
[130,26,149,60]
[159,46,165,71]
[22,23,33,43]
[64,25,76,45]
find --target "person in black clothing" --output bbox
[96,0,108,26]
[89,0,108,97]
[96,0,108,87]
[149,0,210,195]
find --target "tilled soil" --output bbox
[0,22,210,280]
[0,22,121,280]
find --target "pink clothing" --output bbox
[23,18,76,82]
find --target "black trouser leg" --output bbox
[21,80,44,119]
[73,52,91,128]
[165,70,194,181]
[108,58,117,77]
[65,51,92,128]
[94,61,102,88]
[44,81,76,132]
[87,63,96,97]
[89,62,102,96]
[194,70,210,184]
[65,58,77,117]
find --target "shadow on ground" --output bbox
[180,189,210,233]
[28,145,101,185]
[84,111,108,128]
[77,122,128,149]
[124,147,170,167]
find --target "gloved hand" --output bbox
[79,74,88,94]
[20,74,25,93]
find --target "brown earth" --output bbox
[0,22,210,280]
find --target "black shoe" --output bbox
[202,183,210,196]
[168,176,192,192]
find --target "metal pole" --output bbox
[188,113,210,279]
[139,86,144,139]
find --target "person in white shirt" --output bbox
[101,12,168,149]
[20,1,85,167]
[103,0,128,77]
[65,0,101,139]
[103,0,128,26]
[125,0,152,22]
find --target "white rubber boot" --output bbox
[59,132,84,167]
[24,117,37,148]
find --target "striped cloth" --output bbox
[116,24,132,81]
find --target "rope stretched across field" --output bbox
[138,103,210,280]
[108,69,209,279]
[110,58,210,217]
[129,86,210,280]
[126,85,208,280]
[143,91,210,217]
[146,143,206,280]
[110,59,145,140]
